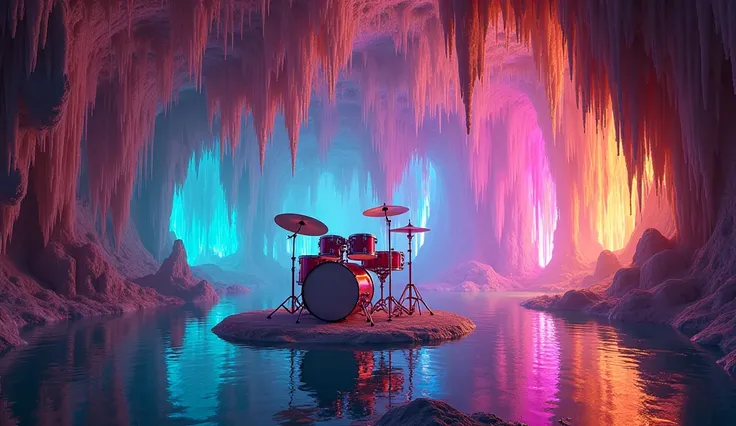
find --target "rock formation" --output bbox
[0,202,182,352]
[437,261,520,292]
[1,0,736,381]
[375,398,525,426]
[134,240,219,304]
[523,228,736,375]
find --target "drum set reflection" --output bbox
[268,203,433,326]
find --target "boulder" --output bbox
[606,267,640,298]
[639,249,686,290]
[652,278,701,308]
[633,228,672,266]
[609,290,655,322]
[593,250,621,279]
[557,289,601,310]
[374,398,525,426]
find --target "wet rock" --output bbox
[673,295,722,336]
[520,294,560,311]
[606,267,640,298]
[557,289,601,310]
[692,311,736,353]
[609,290,655,322]
[374,398,525,426]
[587,300,615,316]
[639,249,686,290]
[633,228,673,266]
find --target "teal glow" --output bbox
[169,148,239,265]
[279,156,437,264]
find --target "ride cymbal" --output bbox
[274,213,329,236]
[391,222,430,233]
[363,203,409,217]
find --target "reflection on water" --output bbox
[0,292,735,425]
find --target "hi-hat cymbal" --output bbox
[363,203,409,217]
[391,222,431,233]
[274,213,328,236]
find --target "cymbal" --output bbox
[274,213,328,236]
[363,203,409,217]
[391,222,431,233]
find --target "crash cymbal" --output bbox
[391,222,430,233]
[363,203,409,218]
[274,213,328,236]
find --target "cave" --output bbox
[1,0,736,425]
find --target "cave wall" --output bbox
[0,0,732,286]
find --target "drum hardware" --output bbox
[363,251,404,315]
[359,292,375,326]
[319,234,347,260]
[297,262,375,323]
[363,204,409,321]
[392,221,433,315]
[268,213,328,319]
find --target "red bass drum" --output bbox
[301,262,375,322]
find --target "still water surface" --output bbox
[0,292,735,426]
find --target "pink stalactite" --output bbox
[5,0,727,285]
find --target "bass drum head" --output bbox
[302,262,361,322]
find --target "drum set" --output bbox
[267,203,433,326]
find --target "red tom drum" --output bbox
[362,250,404,271]
[318,235,347,259]
[298,255,329,284]
[347,233,377,260]
[301,262,375,322]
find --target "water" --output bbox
[0,291,735,426]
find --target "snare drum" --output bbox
[362,250,404,271]
[347,233,377,260]
[318,235,347,260]
[298,255,329,283]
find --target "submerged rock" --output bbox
[375,398,526,426]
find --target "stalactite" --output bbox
[4,0,732,283]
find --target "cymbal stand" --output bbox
[383,206,409,321]
[370,270,389,314]
[267,223,303,318]
[397,230,433,315]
